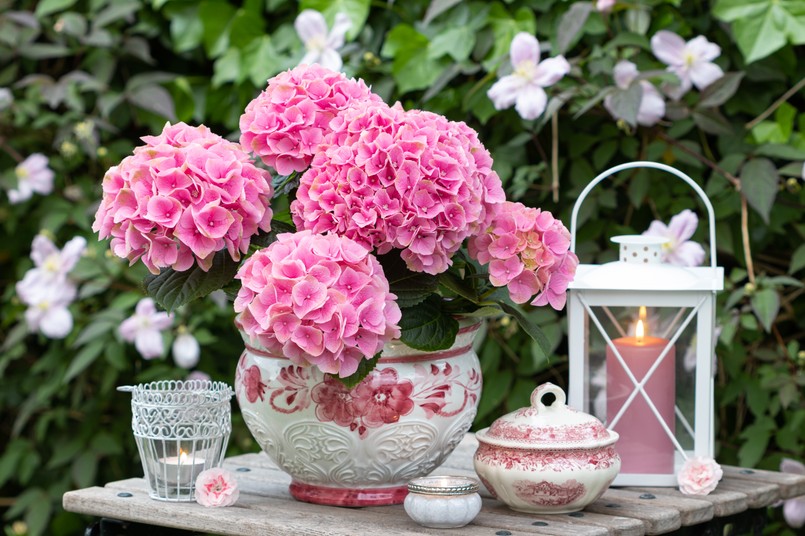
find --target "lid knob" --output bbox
[530,382,567,412]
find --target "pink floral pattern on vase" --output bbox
[235,358,267,403]
[513,479,586,507]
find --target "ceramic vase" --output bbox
[235,322,482,506]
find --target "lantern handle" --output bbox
[569,161,717,268]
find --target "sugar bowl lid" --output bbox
[476,383,618,450]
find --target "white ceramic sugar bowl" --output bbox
[404,476,482,528]
[474,383,620,514]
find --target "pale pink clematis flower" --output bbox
[487,32,571,120]
[195,468,239,507]
[20,282,77,339]
[651,31,723,100]
[172,329,200,369]
[16,235,86,291]
[780,459,805,528]
[596,0,616,12]
[677,456,723,495]
[643,209,706,267]
[187,370,211,382]
[119,298,173,359]
[295,10,351,72]
[8,154,55,204]
[604,60,665,126]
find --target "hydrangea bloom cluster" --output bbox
[15,234,86,339]
[239,64,382,175]
[234,230,402,377]
[92,122,273,274]
[468,201,579,310]
[291,102,505,274]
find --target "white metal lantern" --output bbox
[567,161,724,487]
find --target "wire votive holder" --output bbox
[118,380,234,502]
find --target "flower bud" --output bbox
[172,330,200,369]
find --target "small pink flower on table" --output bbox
[677,456,723,495]
[195,468,239,507]
[487,32,571,120]
[642,208,705,267]
[295,9,351,72]
[119,298,173,359]
[781,458,805,528]
[651,30,723,100]
[9,153,55,204]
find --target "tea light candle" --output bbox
[606,313,675,474]
[404,476,481,529]
[157,450,206,486]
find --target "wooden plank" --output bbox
[64,483,511,536]
[585,494,682,535]
[628,487,747,518]
[480,501,645,536]
[715,477,780,508]
[722,465,805,500]
[600,488,713,526]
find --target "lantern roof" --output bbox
[570,262,723,291]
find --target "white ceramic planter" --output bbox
[235,322,482,506]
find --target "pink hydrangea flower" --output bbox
[234,230,402,377]
[9,153,55,204]
[677,456,723,495]
[468,201,578,310]
[92,122,273,275]
[195,468,239,507]
[487,32,571,120]
[604,60,665,126]
[781,459,805,528]
[239,64,382,175]
[295,10,351,72]
[291,103,505,274]
[119,298,173,359]
[642,209,705,267]
[651,31,724,100]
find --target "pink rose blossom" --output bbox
[677,456,723,495]
[642,209,705,267]
[291,103,505,274]
[239,64,382,175]
[468,201,578,310]
[651,31,724,100]
[92,122,273,275]
[119,298,173,359]
[9,153,55,204]
[780,458,805,529]
[234,230,401,377]
[487,33,571,120]
[195,468,239,507]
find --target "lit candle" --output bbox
[606,309,675,474]
[157,450,206,487]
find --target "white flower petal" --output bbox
[668,241,705,267]
[295,9,328,46]
[687,36,721,62]
[136,297,157,316]
[667,209,699,242]
[510,32,540,69]
[7,187,29,204]
[514,86,548,120]
[41,306,73,339]
[318,48,343,72]
[784,497,805,529]
[644,220,670,239]
[781,458,805,476]
[532,56,570,87]
[662,73,692,101]
[31,234,58,267]
[326,12,351,49]
[118,316,138,342]
[689,61,724,90]
[24,306,44,331]
[637,82,665,126]
[487,75,525,110]
[173,333,201,369]
[61,236,88,271]
[651,30,687,66]
[300,50,321,67]
[613,60,638,89]
[135,329,164,359]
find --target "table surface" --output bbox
[63,434,805,536]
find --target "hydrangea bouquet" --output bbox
[93,64,578,384]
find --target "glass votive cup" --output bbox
[404,476,482,529]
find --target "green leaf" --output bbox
[714,0,805,63]
[381,25,446,94]
[246,36,281,86]
[71,451,98,488]
[249,219,296,249]
[64,340,105,383]
[496,300,551,358]
[754,144,805,160]
[698,72,745,108]
[94,1,141,28]
[750,288,780,332]
[398,296,459,351]
[790,244,805,274]
[692,108,735,136]
[20,44,72,59]
[144,249,241,312]
[127,84,177,121]
[228,8,264,49]
[740,157,778,223]
[556,2,592,55]
[199,0,237,58]
[428,27,475,62]
[333,353,380,389]
[423,0,463,25]
[378,251,439,309]
[484,3,537,70]
[169,6,204,53]
[476,368,513,420]
[300,0,370,40]
[605,83,642,127]
[35,0,78,17]
[738,420,774,467]
[212,48,242,87]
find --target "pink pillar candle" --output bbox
[606,336,675,474]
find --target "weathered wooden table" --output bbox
[63,434,805,535]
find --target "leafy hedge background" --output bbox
[1,0,804,534]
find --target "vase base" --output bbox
[289,481,408,506]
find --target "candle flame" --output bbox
[179,450,188,464]
[639,306,647,322]
[636,319,645,343]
